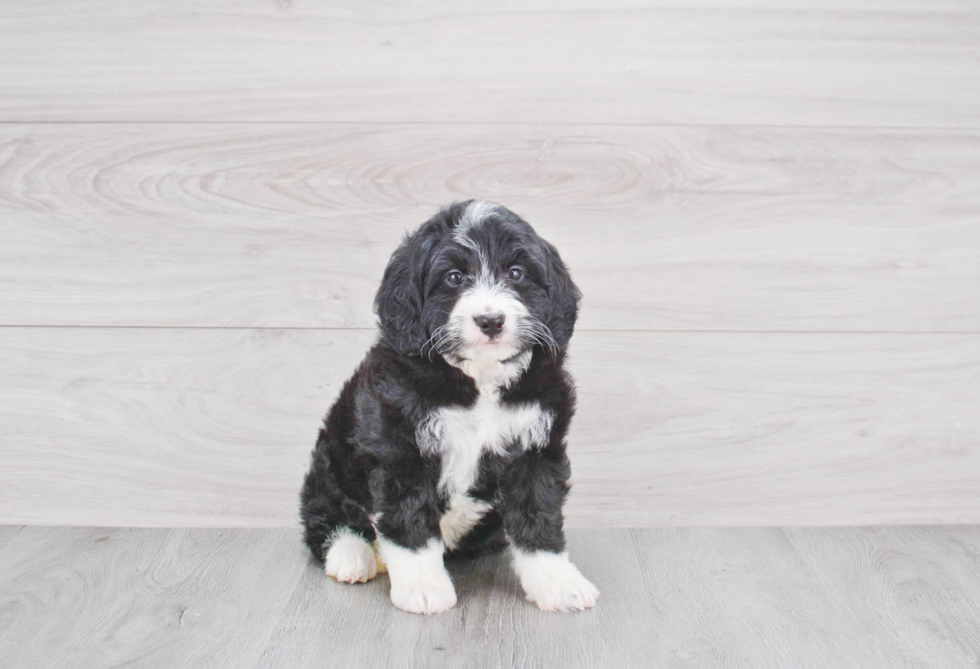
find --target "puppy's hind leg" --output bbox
[301,464,378,583]
[304,494,379,584]
[324,527,379,584]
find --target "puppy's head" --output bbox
[374,200,580,363]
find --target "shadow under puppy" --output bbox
[300,200,598,614]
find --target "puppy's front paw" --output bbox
[389,569,457,614]
[513,549,599,612]
[324,530,379,583]
[524,569,599,612]
[377,536,457,614]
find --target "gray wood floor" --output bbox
[2,526,979,669]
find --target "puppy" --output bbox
[300,200,598,614]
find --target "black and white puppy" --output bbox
[300,200,598,614]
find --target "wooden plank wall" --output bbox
[1,0,978,527]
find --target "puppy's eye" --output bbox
[507,267,524,282]
[446,270,463,287]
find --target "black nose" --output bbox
[474,313,505,338]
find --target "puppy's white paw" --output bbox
[324,529,378,584]
[377,536,457,615]
[512,548,599,612]
[388,569,457,615]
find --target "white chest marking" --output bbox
[439,496,493,550]
[416,389,554,497]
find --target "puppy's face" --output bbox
[425,204,547,364]
[375,201,581,362]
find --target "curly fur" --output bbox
[300,201,597,613]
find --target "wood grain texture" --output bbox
[1,328,977,528]
[786,526,980,668]
[4,526,979,668]
[0,526,23,548]
[3,0,980,534]
[256,529,653,668]
[1,2,978,126]
[0,527,308,669]
[2,123,979,331]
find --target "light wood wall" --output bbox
[1,1,978,527]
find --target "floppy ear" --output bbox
[541,239,582,349]
[373,234,429,356]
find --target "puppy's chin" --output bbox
[446,338,531,387]
[456,336,523,363]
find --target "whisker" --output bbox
[519,318,559,360]
[419,325,445,358]
[429,323,461,359]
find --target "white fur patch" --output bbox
[417,384,554,496]
[324,528,379,584]
[457,200,501,236]
[440,495,493,550]
[377,536,457,614]
[447,275,529,361]
[454,349,532,390]
[453,201,499,280]
[511,547,599,612]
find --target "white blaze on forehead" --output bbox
[457,200,502,236]
[454,201,502,280]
